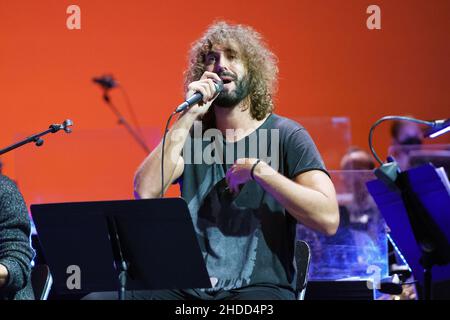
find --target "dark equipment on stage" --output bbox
[31,198,211,300]
[367,164,450,300]
[92,74,150,153]
[306,280,376,300]
[367,115,450,300]
[93,75,118,90]
[31,264,53,300]
[0,119,73,156]
[295,240,311,300]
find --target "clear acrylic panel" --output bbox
[388,143,450,175]
[297,170,388,281]
[293,117,352,170]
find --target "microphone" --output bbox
[175,80,223,113]
[92,75,118,90]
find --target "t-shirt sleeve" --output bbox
[284,128,329,179]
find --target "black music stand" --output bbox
[31,198,211,300]
[367,164,450,299]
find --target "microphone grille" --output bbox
[214,80,224,93]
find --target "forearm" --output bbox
[134,111,197,198]
[0,263,8,288]
[253,162,339,235]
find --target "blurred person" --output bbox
[339,147,378,231]
[0,173,35,300]
[389,118,425,171]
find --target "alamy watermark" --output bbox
[366,5,381,30]
[66,5,81,30]
[170,120,280,174]
[65,5,381,31]
[66,264,81,290]
[366,264,382,290]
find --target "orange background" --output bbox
[1,0,449,207]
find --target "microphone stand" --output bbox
[0,120,73,156]
[102,90,150,154]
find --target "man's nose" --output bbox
[215,65,225,74]
[214,54,230,73]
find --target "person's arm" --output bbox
[226,160,339,236]
[134,111,194,199]
[256,163,339,235]
[0,176,34,293]
[134,72,222,198]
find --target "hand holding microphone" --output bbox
[175,72,223,115]
[160,72,223,197]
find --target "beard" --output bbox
[214,75,250,109]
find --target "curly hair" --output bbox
[184,21,278,122]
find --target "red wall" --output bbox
[1,0,449,205]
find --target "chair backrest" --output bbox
[31,264,53,300]
[295,240,311,300]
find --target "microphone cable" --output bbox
[161,111,177,198]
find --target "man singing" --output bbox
[134,21,339,300]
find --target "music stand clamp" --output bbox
[367,163,450,300]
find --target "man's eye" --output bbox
[206,56,216,64]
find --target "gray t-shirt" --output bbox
[177,113,327,292]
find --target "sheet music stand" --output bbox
[367,164,450,299]
[31,198,211,300]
